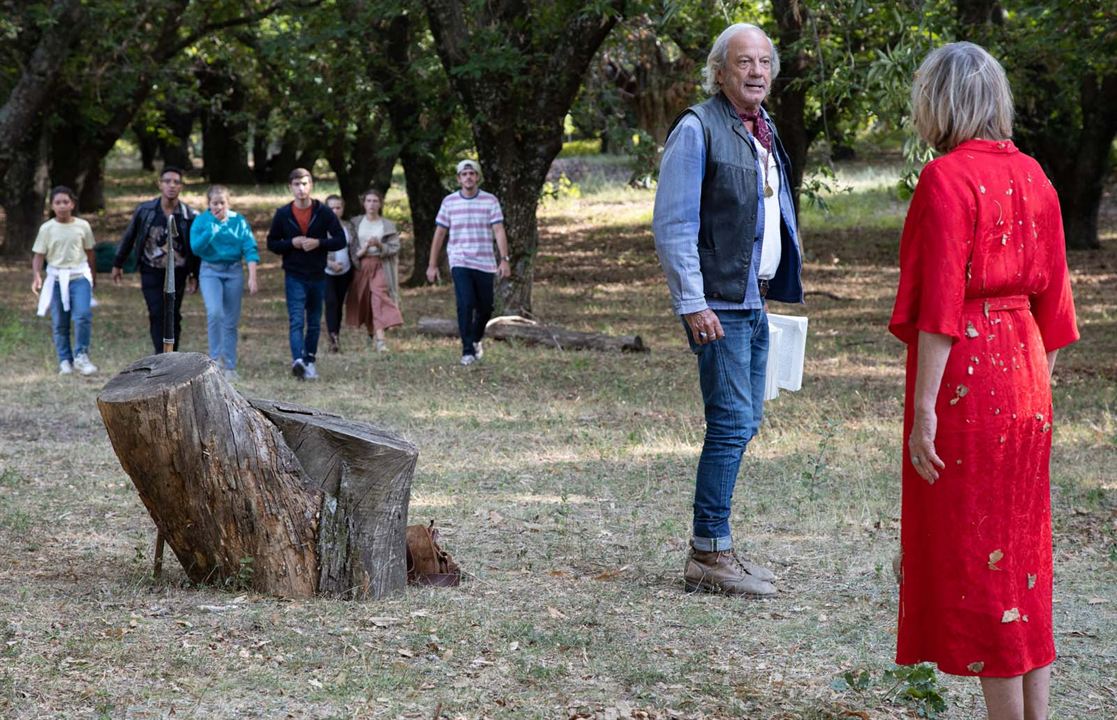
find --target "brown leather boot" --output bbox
[684,548,777,596]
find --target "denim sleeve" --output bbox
[653,114,707,316]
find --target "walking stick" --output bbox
[154,213,178,577]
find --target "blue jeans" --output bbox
[199,261,244,370]
[451,267,495,356]
[686,308,769,551]
[50,277,92,363]
[284,274,325,363]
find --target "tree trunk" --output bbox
[400,148,450,286]
[769,0,814,214]
[327,115,398,214]
[160,106,195,172]
[0,125,50,256]
[199,65,254,184]
[1018,73,1116,250]
[417,316,648,352]
[97,353,415,599]
[78,160,104,212]
[248,398,415,598]
[134,122,158,171]
[422,0,623,316]
[252,109,273,182]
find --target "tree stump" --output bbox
[417,315,648,352]
[96,353,416,599]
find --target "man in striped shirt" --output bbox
[427,159,511,366]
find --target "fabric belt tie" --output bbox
[36,262,93,317]
[963,295,1029,313]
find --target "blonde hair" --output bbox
[206,184,229,202]
[912,42,1013,153]
[701,24,780,95]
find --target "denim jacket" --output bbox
[653,93,803,315]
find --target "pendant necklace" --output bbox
[761,146,774,198]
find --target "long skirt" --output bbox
[345,256,403,334]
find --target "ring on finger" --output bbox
[912,456,922,465]
[698,331,708,338]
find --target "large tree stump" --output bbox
[96,353,416,599]
[417,315,648,352]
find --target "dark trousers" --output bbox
[324,269,353,336]
[451,266,495,356]
[140,266,187,354]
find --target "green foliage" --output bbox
[224,556,255,591]
[539,173,581,202]
[884,665,948,718]
[832,664,948,719]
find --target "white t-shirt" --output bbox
[753,139,782,281]
[33,217,95,268]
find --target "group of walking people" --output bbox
[32,158,507,381]
[29,18,1081,719]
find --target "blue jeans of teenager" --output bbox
[685,308,769,551]
[451,267,495,356]
[50,277,92,363]
[284,273,325,363]
[199,261,244,370]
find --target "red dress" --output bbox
[889,139,1078,677]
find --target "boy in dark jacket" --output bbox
[112,166,199,354]
[266,168,346,380]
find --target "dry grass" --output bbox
[0,169,1113,720]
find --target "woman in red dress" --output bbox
[890,42,1078,719]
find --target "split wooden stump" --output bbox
[96,352,416,599]
[417,315,648,353]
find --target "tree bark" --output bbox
[199,64,255,184]
[417,316,648,353]
[0,125,50,256]
[769,0,814,214]
[326,115,398,214]
[422,0,624,315]
[0,0,85,253]
[248,398,415,598]
[1017,72,1116,250]
[97,353,415,599]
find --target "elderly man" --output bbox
[653,23,803,597]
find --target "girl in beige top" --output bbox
[345,189,403,351]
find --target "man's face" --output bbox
[160,172,183,201]
[716,29,772,114]
[457,169,479,192]
[290,177,313,202]
[327,199,344,218]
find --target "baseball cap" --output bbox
[456,159,480,174]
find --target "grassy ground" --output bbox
[0,164,1114,720]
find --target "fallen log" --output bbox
[97,352,415,599]
[417,315,648,353]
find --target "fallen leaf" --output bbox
[1001,608,1021,623]
[593,565,629,581]
[397,648,414,658]
[967,661,985,673]
[366,616,402,628]
[547,607,567,620]
[988,549,1004,571]
[1087,598,1108,605]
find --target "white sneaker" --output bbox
[473,341,484,359]
[223,368,239,381]
[304,361,319,380]
[374,338,389,353]
[73,353,98,376]
[460,354,477,366]
[59,360,74,375]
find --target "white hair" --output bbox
[912,42,1013,153]
[701,23,781,95]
